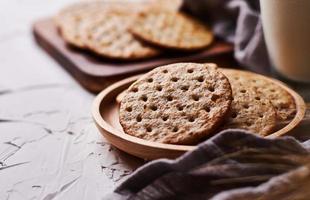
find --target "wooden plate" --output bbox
[92,69,306,160]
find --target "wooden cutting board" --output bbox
[33,18,235,93]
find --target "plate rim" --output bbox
[92,68,306,154]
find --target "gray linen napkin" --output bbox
[104,130,310,200]
[182,0,272,74]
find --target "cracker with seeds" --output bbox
[221,70,277,136]
[129,10,214,51]
[119,63,232,144]
[55,2,108,48]
[222,69,296,122]
[56,1,159,60]
[252,79,296,121]
[82,10,159,60]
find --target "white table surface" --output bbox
[0,1,143,199]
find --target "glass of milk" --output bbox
[260,0,310,83]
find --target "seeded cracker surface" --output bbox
[253,79,296,121]
[129,10,214,51]
[222,70,277,136]
[82,9,159,60]
[222,69,296,123]
[119,63,232,144]
[55,2,108,48]
[56,1,159,59]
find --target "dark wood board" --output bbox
[33,18,235,93]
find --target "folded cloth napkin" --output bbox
[104,130,310,200]
[182,0,271,74]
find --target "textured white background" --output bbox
[0,1,143,199]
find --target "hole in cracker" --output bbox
[270,89,275,92]
[204,106,211,112]
[140,95,148,102]
[255,96,261,101]
[187,69,193,73]
[192,94,200,101]
[246,121,252,126]
[197,76,204,82]
[211,94,219,101]
[279,104,289,109]
[177,105,184,111]
[167,95,173,101]
[147,78,153,83]
[146,127,152,132]
[188,116,195,122]
[162,116,169,121]
[181,85,189,91]
[156,85,162,91]
[172,126,179,132]
[259,114,263,118]
[208,86,215,92]
[136,115,142,122]
[243,104,249,109]
[231,112,237,118]
[126,107,132,112]
[171,77,178,82]
[150,105,158,111]
[234,77,239,80]
[131,87,138,92]
[240,89,246,93]
[252,80,257,83]
[163,69,168,74]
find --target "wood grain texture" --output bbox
[33,18,235,93]
[92,70,306,160]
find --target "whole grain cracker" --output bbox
[82,9,159,60]
[55,2,108,48]
[119,63,232,144]
[221,70,277,136]
[55,0,159,59]
[129,10,214,51]
[222,69,296,122]
[253,80,296,121]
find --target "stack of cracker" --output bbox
[119,63,297,145]
[55,0,213,60]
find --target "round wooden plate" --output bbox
[92,69,306,160]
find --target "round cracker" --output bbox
[221,71,277,136]
[82,10,159,60]
[55,2,108,48]
[55,1,159,59]
[119,63,232,144]
[251,79,296,121]
[129,10,214,51]
[222,69,296,122]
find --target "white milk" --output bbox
[260,0,310,82]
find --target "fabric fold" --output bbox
[104,130,309,200]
